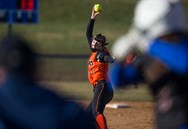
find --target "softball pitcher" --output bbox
[86,5,114,129]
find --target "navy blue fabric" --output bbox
[148,37,188,74]
[0,73,96,129]
[178,124,188,129]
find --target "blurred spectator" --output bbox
[110,0,188,129]
[125,50,137,64]
[0,34,97,129]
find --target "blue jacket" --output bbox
[110,36,188,87]
[0,73,96,129]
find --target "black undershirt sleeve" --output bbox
[96,51,115,63]
[86,19,96,51]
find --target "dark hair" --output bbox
[94,33,108,46]
[0,34,36,77]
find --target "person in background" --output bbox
[110,0,188,129]
[125,50,137,64]
[86,5,115,129]
[0,34,97,129]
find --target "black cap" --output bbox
[94,33,108,46]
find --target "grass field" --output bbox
[0,0,188,54]
[0,0,138,54]
[42,81,153,101]
[42,81,156,129]
[1,0,186,82]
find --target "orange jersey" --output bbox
[88,49,109,86]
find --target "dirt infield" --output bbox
[81,101,155,129]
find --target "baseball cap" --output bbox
[94,34,109,45]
